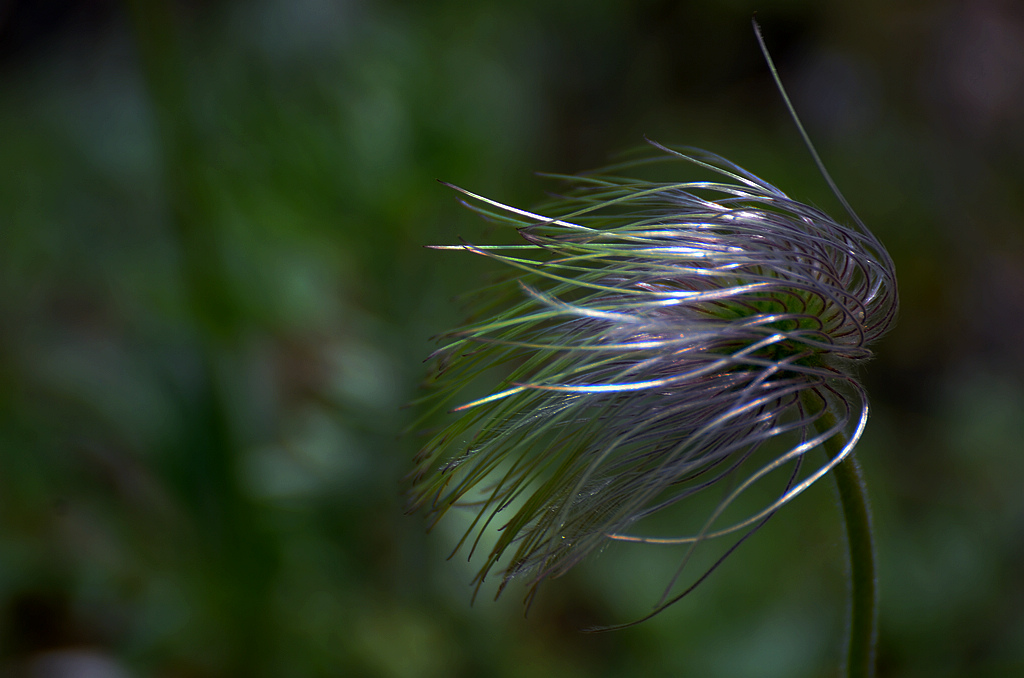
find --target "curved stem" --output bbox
[806,396,878,678]
[832,449,878,678]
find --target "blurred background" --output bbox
[1,0,1023,676]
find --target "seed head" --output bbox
[407,141,897,620]
[408,26,898,623]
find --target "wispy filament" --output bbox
[407,143,897,621]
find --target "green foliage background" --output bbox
[1,1,1023,676]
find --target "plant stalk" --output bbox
[805,394,878,678]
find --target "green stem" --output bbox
[804,393,878,678]
[833,451,878,678]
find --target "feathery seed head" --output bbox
[408,28,897,621]
[407,141,897,620]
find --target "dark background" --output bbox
[1,0,1023,676]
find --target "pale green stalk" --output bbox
[803,391,878,678]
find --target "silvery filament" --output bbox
[408,135,897,619]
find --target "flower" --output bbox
[407,140,897,620]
